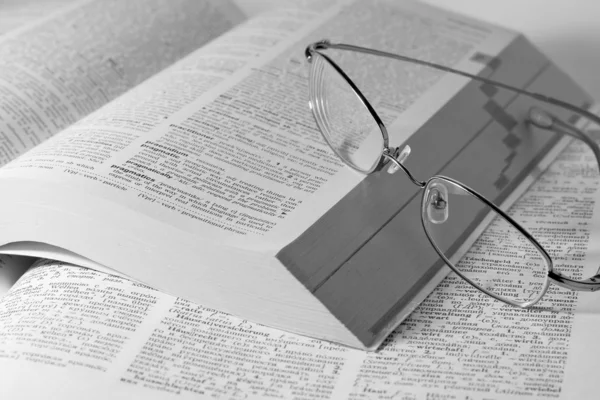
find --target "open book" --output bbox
[3,136,600,398]
[0,0,593,352]
[3,0,600,398]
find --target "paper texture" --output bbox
[0,0,244,296]
[0,255,33,297]
[2,122,600,399]
[0,0,243,167]
[0,1,524,345]
[0,0,516,248]
[0,2,598,393]
[0,0,77,35]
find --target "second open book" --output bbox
[0,0,591,350]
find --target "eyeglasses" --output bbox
[304,39,600,308]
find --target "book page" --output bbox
[345,129,600,399]
[2,207,600,400]
[0,261,364,400]
[0,0,76,35]
[0,255,34,298]
[0,0,244,167]
[2,127,600,398]
[0,0,516,250]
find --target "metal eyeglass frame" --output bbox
[305,39,600,308]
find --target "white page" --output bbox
[0,254,34,298]
[0,241,123,276]
[0,0,244,168]
[0,261,365,399]
[0,0,244,298]
[0,0,77,35]
[0,0,517,250]
[344,130,600,399]
[2,120,600,400]
[233,0,335,17]
[3,173,600,400]
[0,1,521,343]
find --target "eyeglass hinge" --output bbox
[305,40,331,62]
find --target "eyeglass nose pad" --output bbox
[387,145,411,174]
[426,182,449,224]
[528,107,555,130]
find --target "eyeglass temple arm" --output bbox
[549,271,600,292]
[529,108,600,169]
[531,108,600,292]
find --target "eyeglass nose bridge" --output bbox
[382,145,427,188]
[386,145,411,174]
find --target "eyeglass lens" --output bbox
[308,52,384,173]
[421,177,551,307]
